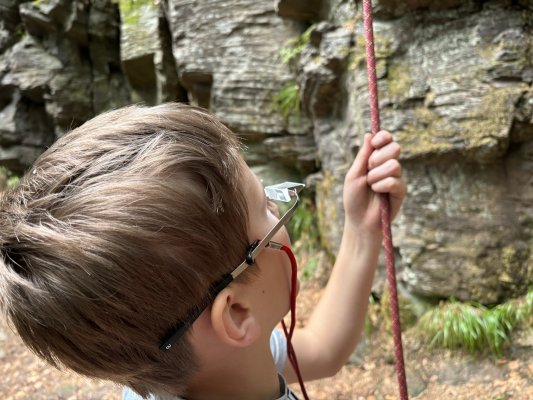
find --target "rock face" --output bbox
[0,0,531,303]
[0,0,130,172]
[164,0,316,176]
[305,0,533,303]
[119,0,183,106]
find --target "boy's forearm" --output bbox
[304,221,381,373]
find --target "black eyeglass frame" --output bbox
[159,182,305,351]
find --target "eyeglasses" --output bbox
[159,181,305,351]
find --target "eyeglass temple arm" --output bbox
[229,193,300,280]
[159,272,233,351]
[246,190,301,264]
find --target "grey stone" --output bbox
[263,134,317,174]
[1,35,61,102]
[374,0,464,18]
[275,0,325,22]
[119,1,181,105]
[0,0,531,304]
[309,0,533,302]
[0,91,53,147]
[406,367,427,398]
[0,144,45,173]
[166,0,300,134]
[0,0,25,52]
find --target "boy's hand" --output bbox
[343,130,406,237]
[287,131,405,383]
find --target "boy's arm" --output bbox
[284,131,406,383]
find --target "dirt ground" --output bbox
[1,278,532,400]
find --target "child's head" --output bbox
[0,103,258,396]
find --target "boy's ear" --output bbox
[210,287,261,348]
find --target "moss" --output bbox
[387,62,412,100]
[499,244,531,293]
[338,45,352,60]
[316,170,340,251]
[374,33,393,59]
[350,32,393,71]
[348,36,366,70]
[396,107,456,159]
[501,246,520,272]
[459,86,524,159]
[398,85,525,160]
[114,0,156,26]
[381,287,419,333]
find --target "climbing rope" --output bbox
[361,1,409,399]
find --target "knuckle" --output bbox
[390,159,401,174]
[391,142,401,156]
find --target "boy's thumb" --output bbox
[350,133,373,176]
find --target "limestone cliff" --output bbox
[0,0,531,303]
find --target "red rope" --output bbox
[361,1,409,399]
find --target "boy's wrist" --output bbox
[340,221,382,258]
[343,221,382,245]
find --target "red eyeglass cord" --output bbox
[280,243,309,400]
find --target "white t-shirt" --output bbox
[122,328,299,400]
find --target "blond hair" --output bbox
[0,103,250,396]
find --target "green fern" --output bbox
[287,196,319,244]
[279,25,315,65]
[272,82,301,121]
[418,288,533,356]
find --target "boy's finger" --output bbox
[349,133,374,177]
[368,141,401,169]
[370,130,393,149]
[370,176,406,196]
[367,159,402,185]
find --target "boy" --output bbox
[0,103,405,399]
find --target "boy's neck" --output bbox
[185,338,280,400]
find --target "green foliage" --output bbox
[288,195,321,280]
[273,25,315,121]
[380,286,420,333]
[364,295,379,336]
[114,0,155,26]
[301,256,318,280]
[0,166,20,191]
[7,176,20,189]
[417,288,533,356]
[272,82,300,121]
[522,288,533,322]
[279,25,315,65]
[14,25,26,39]
[287,196,319,244]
